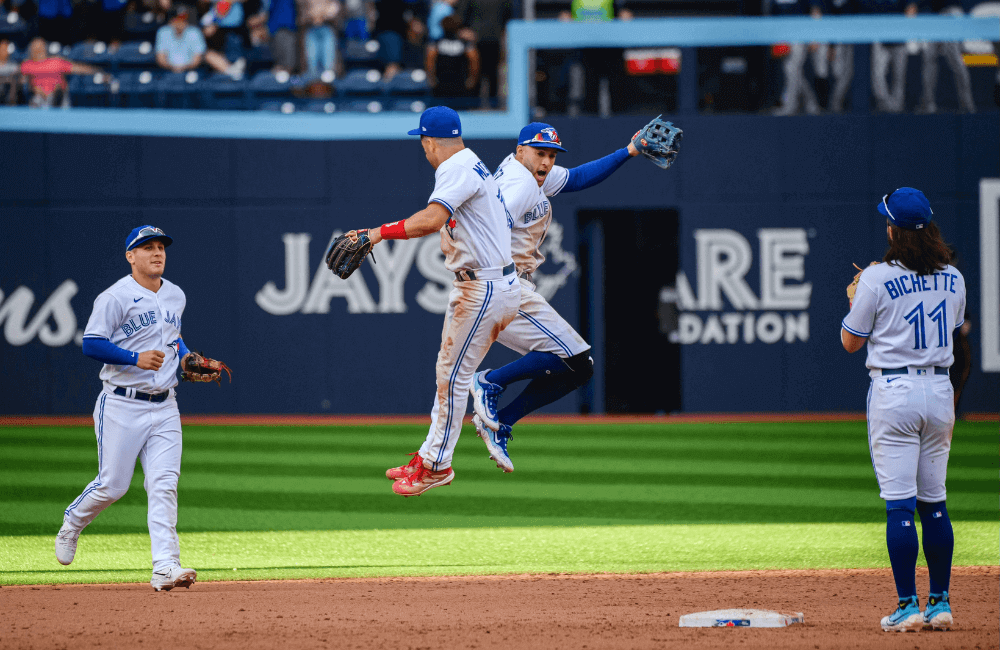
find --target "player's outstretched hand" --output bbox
[137,350,165,371]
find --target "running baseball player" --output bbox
[842,188,965,632]
[340,106,521,496]
[55,225,228,591]
[468,120,680,472]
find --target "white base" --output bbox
[679,608,805,628]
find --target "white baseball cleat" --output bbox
[473,414,514,473]
[470,370,503,432]
[55,520,81,566]
[151,565,197,592]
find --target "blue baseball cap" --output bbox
[877,187,933,230]
[407,106,462,137]
[126,225,173,251]
[517,122,566,151]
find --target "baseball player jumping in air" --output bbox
[56,226,229,591]
[842,188,965,632]
[468,119,681,472]
[337,106,522,497]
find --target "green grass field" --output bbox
[1,421,997,585]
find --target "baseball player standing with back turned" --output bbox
[55,226,207,591]
[841,188,965,632]
[468,121,672,472]
[344,106,521,496]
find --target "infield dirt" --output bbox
[4,566,997,650]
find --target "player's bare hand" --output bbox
[627,141,640,157]
[367,228,383,245]
[137,350,165,371]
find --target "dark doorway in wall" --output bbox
[578,209,682,414]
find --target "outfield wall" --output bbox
[1,113,997,414]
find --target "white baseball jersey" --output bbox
[82,275,186,393]
[494,153,570,276]
[429,147,514,273]
[842,262,966,370]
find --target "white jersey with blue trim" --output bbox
[428,147,514,273]
[82,275,186,392]
[842,261,965,370]
[494,153,570,276]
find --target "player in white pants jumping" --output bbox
[468,122,645,471]
[55,225,200,591]
[841,188,965,632]
[349,106,521,496]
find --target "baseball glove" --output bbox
[632,115,683,170]
[325,230,376,280]
[847,262,880,306]
[180,353,232,385]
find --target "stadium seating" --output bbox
[123,11,163,42]
[258,100,298,113]
[67,73,116,107]
[113,41,157,71]
[385,98,427,113]
[383,69,430,97]
[302,99,339,113]
[0,10,30,48]
[157,70,203,109]
[115,70,160,108]
[245,45,274,75]
[337,68,382,96]
[341,39,381,71]
[337,98,384,113]
[68,41,114,67]
[200,72,249,111]
[249,70,295,108]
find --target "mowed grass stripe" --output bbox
[5,471,996,514]
[3,522,997,585]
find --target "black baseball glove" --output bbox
[325,230,376,280]
[632,115,682,170]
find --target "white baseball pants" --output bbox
[495,279,589,359]
[420,276,521,471]
[63,387,184,571]
[866,373,954,502]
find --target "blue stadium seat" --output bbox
[249,70,294,107]
[68,73,116,107]
[258,99,298,113]
[341,39,381,70]
[337,68,382,96]
[245,45,274,75]
[302,99,339,113]
[4,41,24,63]
[385,98,426,113]
[200,72,249,110]
[157,70,204,108]
[69,41,114,67]
[383,69,430,97]
[114,41,157,71]
[0,11,30,48]
[116,70,161,107]
[124,11,163,42]
[337,98,384,113]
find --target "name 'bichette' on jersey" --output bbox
[430,148,514,272]
[493,152,570,275]
[82,275,186,393]
[842,262,966,370]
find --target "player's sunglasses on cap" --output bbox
[126,225,173,251]
[877,187,932,231]
[407,106,462,138]
[517,122,567,152]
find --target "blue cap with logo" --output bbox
[126,225,173,251]
[517,122,567,152]
[407,106,462,137]
[877,187,933,230]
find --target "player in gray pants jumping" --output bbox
[841,188,964,632]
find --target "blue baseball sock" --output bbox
[497,373,579,427]
[916,500,954,595]
[485,351,568,388]
[885,498,919,600]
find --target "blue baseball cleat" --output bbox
[922,592,952,630]
[881,596,923,632]
[470,370,503,431]
[473,414,514,472]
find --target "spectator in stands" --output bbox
[95,0,130,47]
[201,0,248,76]
[456,0,511,103]
[297,0,341,75]
[0,39,20,105]
[556,0,632,115]
[427,0,455,41]
[265,0,298,71]
[157,5,244,76]
[861,0,917,113]
[341,0,375,40]
[917,0,975,113]
[827,0,856,112]
[20,37,104,107]
[245,0,271,45]
[374,0,423,81]
[769,0,828,115]
[426,14,477,99]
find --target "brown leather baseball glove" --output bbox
[846,262,879,306]
[180,353,232,385]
